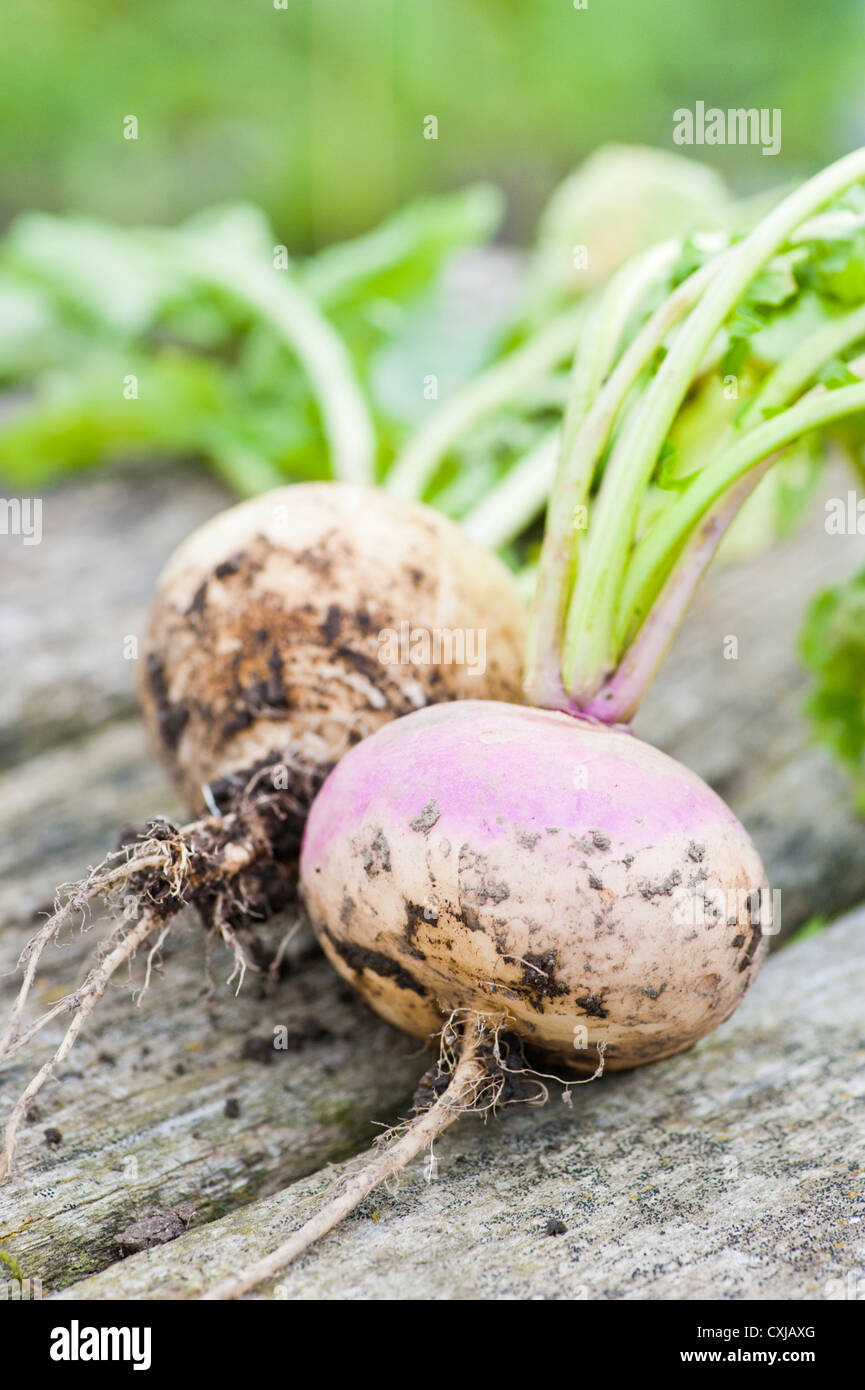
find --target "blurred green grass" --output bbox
[2,0,864,245]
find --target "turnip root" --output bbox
[301,700,769,1072]
[200,696,768,1295]
[0,481,525,1177]
[139,482,525,823]
[206,698,769,1299]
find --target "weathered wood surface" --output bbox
[0,927,424,1291]
[0,461,863,1298]
[54,903,865,1301]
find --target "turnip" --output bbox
[138,481,525,823]
[203,148,865,1299]
[0,481,526,1176]
[302,700,769,1071]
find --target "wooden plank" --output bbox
[0,468,227,773]
[52,903,865,1301]
[0,933,423,1290]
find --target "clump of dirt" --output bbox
[114,1203,196,1256]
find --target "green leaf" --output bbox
[814,240,865,305]
[1,215,180,336]
[800,564,865,814]
[816,356,862,390]
[746,253,802,307]
[720,335,752,380]
[654,439,692,492]
[300,184,503,310]
[0,352,234,485]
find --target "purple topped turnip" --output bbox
[203,147,865,1298]
[302,700,768,1074]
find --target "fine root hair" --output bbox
[0,788,296,1179]
[199,1009,606,1300]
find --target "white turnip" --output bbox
[139,481,526,844]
